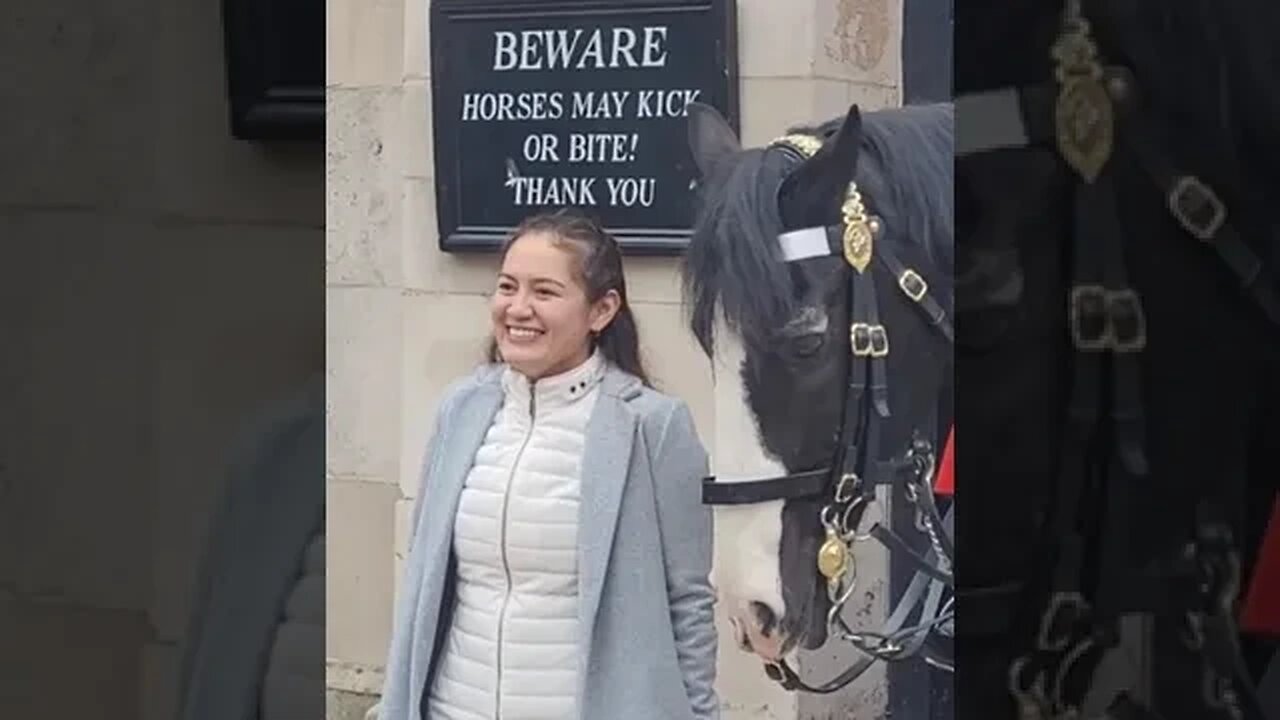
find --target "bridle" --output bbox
[951,1,1276,718]
[699,130,957,693]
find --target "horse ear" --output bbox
[821,104,863,169]
[686,101,740,177]
[783,104,864,207]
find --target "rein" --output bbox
[699,131,957,694]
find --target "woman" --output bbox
[376,210,720,720]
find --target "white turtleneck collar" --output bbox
[501,348,607,412]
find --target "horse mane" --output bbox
[682,102,954,358]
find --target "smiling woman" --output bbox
[373,208,721,720]
[485,211,647,384]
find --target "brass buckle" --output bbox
[868,325,889,357]
[1106,288,1147,353]
[1036,591,1088,653]
[834,473,858,503]
[898,269,928,302]
[1167,175,1226,242]
[850,323,873,356]
[1068,285,1110,351]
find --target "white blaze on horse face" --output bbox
[711,498,787,659]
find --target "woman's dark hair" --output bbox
[486,208,652,387]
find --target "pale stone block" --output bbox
[403,0,430,80]
[327,478,400,667]
[400,177,501,294]
[327,287,404,482]
[739,77,819,147]
[146,223,324,640]
[2,216,153,612]
[738,0,817,78]
[629,301,716,442]
[849,81,901,111]
[393,497,416,596]
[328,87,405,288]
[401,80,434,180]
[328,688,382,720]
[2,595,148,719]
[328,0,407,88]
[619,255,686,306]
[399,292,492,498]
[812,78,859,125]
[714,598,797,719]
[0,0,154,209]
[327,659,387,694]
[813,0,902,88]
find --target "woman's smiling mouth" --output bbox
[507,326,544,341]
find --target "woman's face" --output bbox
[491,231,619,380]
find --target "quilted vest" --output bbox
[425,350,605,719]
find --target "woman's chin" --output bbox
[499,346,544,373]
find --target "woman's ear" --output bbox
[590,289,622,333]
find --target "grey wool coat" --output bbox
[376,362,721,720]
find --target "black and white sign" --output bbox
[430,0,739,254]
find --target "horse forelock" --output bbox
[682,146,801,358]
[854,104,955,288]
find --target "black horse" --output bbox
[954,0,1280,717]
[683,99,955,693]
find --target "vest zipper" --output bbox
[494,385,536,719]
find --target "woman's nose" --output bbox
[506,294,534,317]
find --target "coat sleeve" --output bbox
[372,376,467,720]
[650,400,720,720]
[406,374,471,544]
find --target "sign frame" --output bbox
[429,0,740,255]
[221,0,324,141]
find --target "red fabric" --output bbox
[934,426,954,496]
[1240,494,1280,635]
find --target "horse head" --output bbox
[681,100,954,667]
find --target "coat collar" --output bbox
[499,348,608,413]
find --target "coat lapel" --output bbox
[417,380,503,554]
[578,369,641,650]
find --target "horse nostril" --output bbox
[750,601,779,635]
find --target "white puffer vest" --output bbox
[425,351,606,720]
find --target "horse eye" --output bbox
[790,332,825,357]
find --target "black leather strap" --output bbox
[868,523,954,586]
[701,469,829,505]
[875,242,955,343]
[1107,68,1280,330]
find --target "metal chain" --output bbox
[817,437,954,665]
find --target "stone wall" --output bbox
[323,0,906,717]
[0,0,324,719]
[325,0,905,718]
